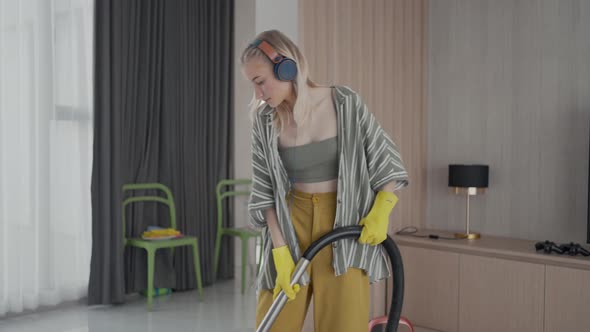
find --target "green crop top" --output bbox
[278,136,338,183]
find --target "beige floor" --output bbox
[0,280,439,332]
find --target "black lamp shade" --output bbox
[448,164,489,188]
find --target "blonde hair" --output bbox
[241,30,318,133]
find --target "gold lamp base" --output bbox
[454,232,481,240]
[450,186,484,240]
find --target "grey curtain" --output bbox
[89,0,234,305]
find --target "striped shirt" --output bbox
[248,85,409,290]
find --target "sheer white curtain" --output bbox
[0,0,93,315]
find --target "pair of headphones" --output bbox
[250,39,298,81]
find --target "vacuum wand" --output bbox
[256,226,404,332]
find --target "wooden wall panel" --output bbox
[299,0,428,323]
[299,0,427,232]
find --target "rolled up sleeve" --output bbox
[356,94,409,191]
[248,115,275,228]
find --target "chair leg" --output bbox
[214,232,222,277]
[146,248,155,310]
[241,237,248,294]
[192,241,204,300]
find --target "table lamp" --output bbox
[448,164,489,239]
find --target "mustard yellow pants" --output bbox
[255,190,369,332]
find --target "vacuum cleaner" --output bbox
[256,226,405,332]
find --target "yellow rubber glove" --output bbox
[272,245,301,301]
[358,191,399,246]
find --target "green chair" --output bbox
[122,183,203,309]
[214,179,262,293]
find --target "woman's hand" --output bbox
[358,191,398,245]
[271,245,301,301]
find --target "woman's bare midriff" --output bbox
[292,179,338,193]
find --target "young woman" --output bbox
[241,30,408,332]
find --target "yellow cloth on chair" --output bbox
[141,228,181,239]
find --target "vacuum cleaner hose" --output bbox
[301,226,404,332]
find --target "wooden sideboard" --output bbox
[391,231,590,332]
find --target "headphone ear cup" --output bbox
[275,58,298,81]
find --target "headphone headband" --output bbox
[251,39,284,64]
[250,38,297,81]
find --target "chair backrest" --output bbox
[215,179,251,232]
[122,183,177,243]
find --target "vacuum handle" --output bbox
[256,259,311,332]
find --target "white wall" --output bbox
[232,0,298,292]
[255,0,298,42]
